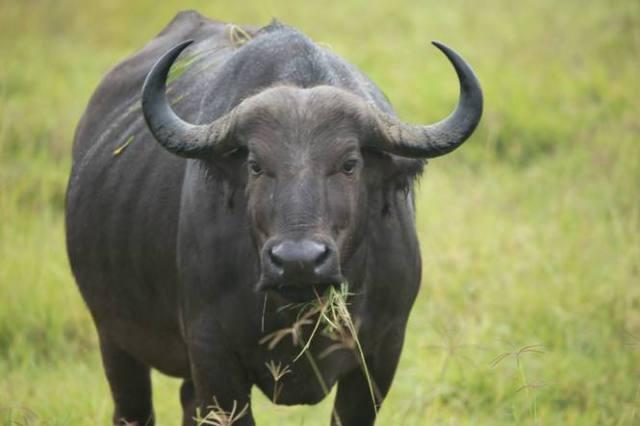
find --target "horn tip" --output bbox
[169,39,196,56]
[430,40,448,53]
[164,39,196,59]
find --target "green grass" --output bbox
[1,0,639,424]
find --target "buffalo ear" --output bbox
[362,149,425,186]
[200,146,250,187]
[362,150,424,217]
[391,157,426,182]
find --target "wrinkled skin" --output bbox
[65,11,477,426]
[240,87,372,295]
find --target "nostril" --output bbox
[269,247,283,268]
[314,245,330,266]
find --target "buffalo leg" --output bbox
[331,333,405,425]
[99,336,154,426]
[187,340,255,425]
[180,379,196,426]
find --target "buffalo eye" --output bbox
[248,160,263,177]
[341,158,359,175]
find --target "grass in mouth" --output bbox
[260,282,379,417]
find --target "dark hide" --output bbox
[67,11,436,426]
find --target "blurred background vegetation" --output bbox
[0,0,638,424]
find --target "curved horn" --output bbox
[141,40,239,158]
[369,41,483,158]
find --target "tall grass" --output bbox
[1,0,638,424]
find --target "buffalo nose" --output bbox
[270,240,328,272]
[265,239,341,285]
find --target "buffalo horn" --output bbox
[368,41,483,158]
[141,40,239,158]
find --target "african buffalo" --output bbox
[66,10,482,426]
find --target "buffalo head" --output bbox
[141,40,482,300]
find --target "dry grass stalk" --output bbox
[265,360,292,403]
[227,24,253,47]
[491,344,545,423]
[194,398,249,426]
[259,308,317,350]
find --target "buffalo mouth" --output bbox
[256,269,343,302]
[261,282,339,303]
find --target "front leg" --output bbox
[331,332,405,426]
[99,335,154,426]
[187,333,256,426]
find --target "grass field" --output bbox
[1,0,639,424]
